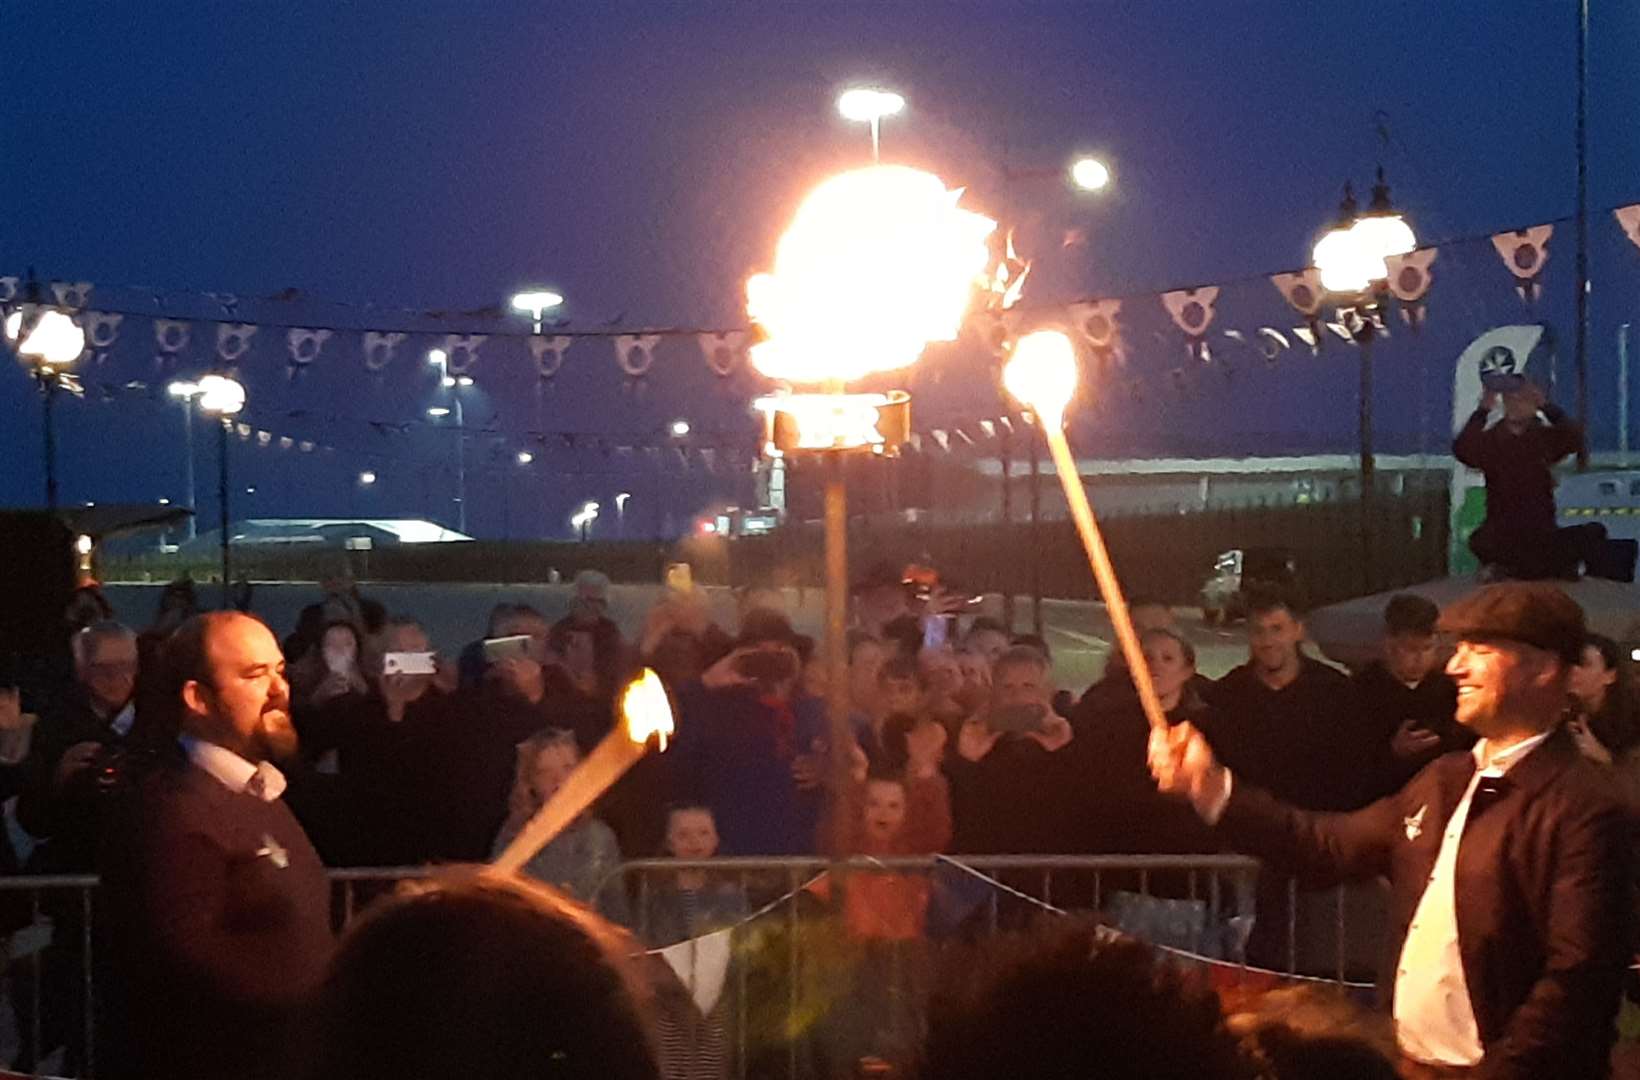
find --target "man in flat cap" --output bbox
[1151,582,1631,1079]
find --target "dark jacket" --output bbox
[1453,405,1583,537]
[17,690,136,874]
[1350,663,1472,801]
[98,755,333,1080]
[1217,727,1631,1080]
[1201,657,1368,811]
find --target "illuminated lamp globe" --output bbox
[195,373,246,416]
[6,308,86,367]
[1070,157,1110,192]
[837,87,905,124]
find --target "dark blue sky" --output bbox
[5,2,1640,537]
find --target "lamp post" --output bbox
[195,374,246,608]
[572,501,599,542]
[5,303,86,509]
[426,348,467,534]
[837,87,905,162]
[167,380,204,541]
[616,491,632,537]
[748,163,994,802]
[998,152,1112,634]
[1311,169,1416,592]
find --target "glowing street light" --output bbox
[615,491,631,536]
[426,406,451,418]
[1310,168,1418,590]
[669,419,691,437]
[837,86,905,161]
[6,305,86,508]
[359,471,377,486]
[515,451,533,465]
[1069,156,1111,192]
[425,347,468,532]
[510,289,564,333]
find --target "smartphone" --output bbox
[986,702,1048,734]
[735,650,799,685]
[483,635,534,663]
[920,613,950,651]
[382,651,437,676]
[664,562,694,594]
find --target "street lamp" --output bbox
[669,419,691,438]
[166,380,205,541]
[1069,156,1111,192]
[426,348,467,533]
[1310,168,1416,591]
[5,304,85,509]
[359,471,377,486]
[615,491,631,537]
[572,500,599,542]
[195,373,246,608]
[515,451,533,465]
[510,289,564,334]
[837,86,905,162]
[748,163,993,795]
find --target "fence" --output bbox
[0,855,1390,1079]
[101,490,1449,611]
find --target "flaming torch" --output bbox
[748,164,995,789]
[1003,330,1169,733]
[491,667,675,874]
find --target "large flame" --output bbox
[1003,330,1080,426]
[747,165,995,384]
[619,667,675,751]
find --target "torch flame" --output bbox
[747,165,995,384]
[620,667,675,751]
[1003,330,1080,426]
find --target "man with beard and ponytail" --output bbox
[99,612,332,1080]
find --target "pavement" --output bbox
[101,581,1257,690]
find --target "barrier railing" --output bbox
[0,856,1383,1079]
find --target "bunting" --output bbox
[1491,225,1552,304]
[1160,286,1219,364]
[1383,249,1438,329]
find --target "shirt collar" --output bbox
[179,736,287,801]
[1472,730,1551,776]
[109,701,136,738]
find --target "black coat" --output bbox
[98,755,333,1080]
[1218,727,1631,1080]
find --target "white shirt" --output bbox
[1393,732,1550,1067]
[180,736,288,802]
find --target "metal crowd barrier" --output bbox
[0,856,1383,1079]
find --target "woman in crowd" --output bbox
[308,871,658,1080]
[1566,631,1640,805]
[286,619,369,713]
[492,729,629,924]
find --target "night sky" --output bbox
[4,2,1639,538]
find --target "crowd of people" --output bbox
[0,549,1637,1078]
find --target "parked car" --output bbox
[1200,546,1298,625]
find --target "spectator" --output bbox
[1065,628,1217,860]
[918,646,967,729]
[734,584,787,628]
[455,601,525,689]
[99,611,332,1080]
[952,646,992,719]
[295,615,471,865]
[1453,378,1608,580]
[960,616,1011,665]
[1565,632,1640,806]
[847,630,886,720]
[815,724,950,1073]
[1226,986,1398,1080]
[285,566,385,662]
[858,655,923,767]
[1075,597,1202,717]
[639,589,732,689]
[637,804,747,948]
[553,569,630,700]
[944,646,1075,854]
[1199,586,1364,812]
[309,871,658,1080]
[852,561,912,638]
[286,618,369,713]
[672,613,823,855]
[920,923,1251,1080]
[492,730,628,924]
[1350,593,1471,800]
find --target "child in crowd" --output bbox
[857,656,924,768]
[491,730,629,925]
[637,804,748,948]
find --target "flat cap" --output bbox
[1437,581,1586,663]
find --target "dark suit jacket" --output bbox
[98,755,333,1080]
[1219,727,1631,1080]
